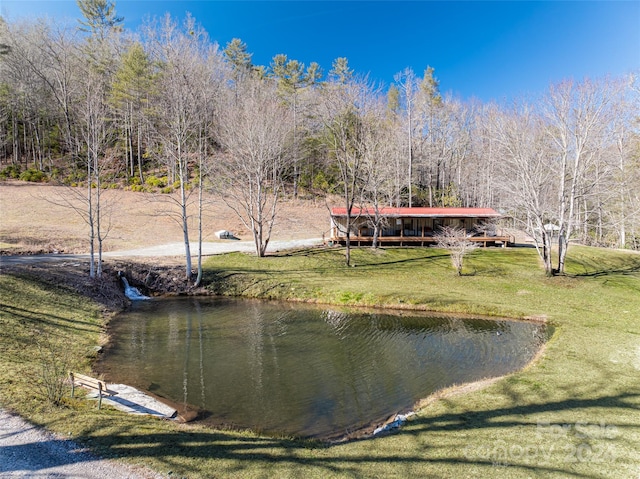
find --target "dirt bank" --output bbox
[0,258,201,314]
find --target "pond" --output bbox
[98,297,548,440]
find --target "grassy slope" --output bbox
[1,245,639,478]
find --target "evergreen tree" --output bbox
[386,84,400,116]
[421,66,442,106]
[223,38,252,80]
[270,54,322,197]
[111,42,155,182]
[76,0,123,40]
[330,57,353,84]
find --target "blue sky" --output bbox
[3,1,639,102]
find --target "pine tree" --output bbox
[270,54,322,197]
[76,0,123,40]
[223,38,252,79]
[111,42,154,182]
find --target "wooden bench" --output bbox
[69,372,118,410]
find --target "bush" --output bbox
[63,171,86,185]
[145,175,168,188]
[49,167,62,180]
[0,164,21,179]
[19,168,47,182]
[33,331,72,406]
[311,171,331,191]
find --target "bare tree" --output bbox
[2,19,81,164]
[66,21,121,278]
[193,43,225,285]
[75,60,117,277]
[434,225,478,276]
[393,68,418,207]
[361,101,399,248]
[599,76,640,249]
[214,77,292,257]
[0,20,53,170]
[145,14,218,280]
[541,78,620,274]
[3,18,121,277]
[492,103,557,275]
[465,102,500,208]
[318,62,378,266]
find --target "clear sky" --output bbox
[3,1,639,102]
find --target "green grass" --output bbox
[1,245,640,478]
[0,272,104,411]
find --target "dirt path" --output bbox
[0,238,323,266]
[0,409,163,478]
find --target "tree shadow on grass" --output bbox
[209,251,449,277]
[0,303,99,334]
[570,263,640,278]
[7,386,636,478]
[567,252,640,278]
[400,392,639,436]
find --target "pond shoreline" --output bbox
[326,333,551,444]
[97,294,551,444]
[3,258,552,446]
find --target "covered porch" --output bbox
[329,207,514,247]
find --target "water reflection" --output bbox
[99,297,547,439]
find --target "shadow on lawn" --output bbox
[570,262,640,278]
[566,251,640,278]
[0,303,98,334]
[6,389,635,478]
[399,392,639,436]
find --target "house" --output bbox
[329,207,514,247]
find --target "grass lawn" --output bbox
[1,245,639,478]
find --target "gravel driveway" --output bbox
[0,238,323,265]
[0,410,162,478]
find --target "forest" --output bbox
[1,0,638,278]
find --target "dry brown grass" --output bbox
[0,181,329,254]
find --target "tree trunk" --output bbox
[179,155,192,281]
[87,153,96,278]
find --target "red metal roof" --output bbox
[330,207,501,218]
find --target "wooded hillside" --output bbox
[1,1,638,275]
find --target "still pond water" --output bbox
[100,297,547,439]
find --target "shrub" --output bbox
[33,331,72,406]
[145,175,167,188]
[19,168,47,182]
[434,225,478,275]
[0,164,21,179]
[312,171,330,191]
[49,167,62,180]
